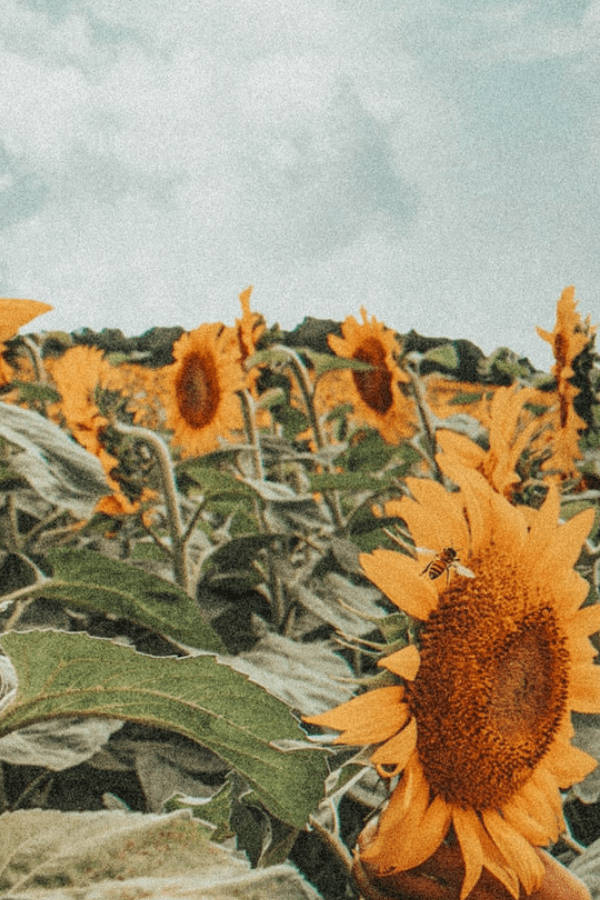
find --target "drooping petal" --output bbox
[378,644,421,680]
[544,738,598,787]
[303,686,408,744]
[482,809,545,896]
[359,549,438,619]
[451,806,484,900]
[501,795,552,845]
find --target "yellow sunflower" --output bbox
[0,298,53,386]
[536,286,596,481]
[325,308,415,444]
[162,322,246,457]
[436,384,552,499]
[306,466,600,899]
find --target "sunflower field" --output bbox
[0,287,598,899]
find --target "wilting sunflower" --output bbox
[325,308,415,444]
[162,322,246,457]
[306,466,600,899]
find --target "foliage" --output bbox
[0,287,598,899]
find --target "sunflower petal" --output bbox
[451,806,484,900]
[482,809,545,895]
[303,686,408,744]
[359,549,437,619]
[544,739,598,787]
[569,664,600,713]
[372,717,417,776]
[378,644,421,680]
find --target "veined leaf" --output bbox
[0,630,328,829]
[38,548,224,653]
[0,401,109,517]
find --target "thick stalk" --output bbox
[406,363,443,483]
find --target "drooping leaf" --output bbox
[0,401,109,517]
[0,630,327,828]
[38,548,224,652]
[0,808,321,899]
[0,717,122,770]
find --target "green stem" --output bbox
[112,422,189,594]
[407,363,443,483]
[271,345,344,528]
[237,389,286,629]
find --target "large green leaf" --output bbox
[37,548,224,652]
[0,630,327,829]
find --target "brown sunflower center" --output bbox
[175,351,220,428]
[407,572,569,809]
[352,338,393,414]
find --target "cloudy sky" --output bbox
[1,0,599,370]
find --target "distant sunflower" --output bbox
[0,298,53,385]
[163,322,246,457]
[326,308,415,443]
[536,286,596,481]
[306,467,600,899]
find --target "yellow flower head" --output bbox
[535,286,596,482]
[162,322,246,457]
[306,467,600,899]
[326,308,415,444]
[436,384,551,499]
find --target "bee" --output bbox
[419,547,475,585]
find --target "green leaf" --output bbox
[302,348,374,378]
[309,471,393,493]
[0,630,328,829]
[0,808,321,898]
[423,343,459,371]
[0,401,109,518]
[40,548,225,653]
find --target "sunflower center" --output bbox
[175,351,220,428]
[407,572,569,809]
[352,338,393,414]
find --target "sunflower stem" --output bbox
[237,389,287,628]
[406,363,443,483]
[20,335,46,384]
[308,814,353,876]
[112,421,189,594]
[271,344,344,529]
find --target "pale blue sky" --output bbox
[1,0,599,369]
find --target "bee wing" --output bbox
[454,563,475,578]
[414,546,436,556]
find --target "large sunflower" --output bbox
[325,308,415,443]
[162,322,246,457]
[306,467,600,899]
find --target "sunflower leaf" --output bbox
[0,630,328,829]
[0,401,109,518]
[301,348,374,378]
[38,548,225,652]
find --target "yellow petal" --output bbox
[303,686,408,745]
[544,739,598,788]
[359,549,437,619]
[378,644,421,680]
[460,807,520,899]
[482,809,545,895]
[569,664,600,713]
[405,477,470,551]
[451,806,484,900]
[501,795,551,845]
[571,603,600,638]
[372,717,417,777]
[0,298,53,344]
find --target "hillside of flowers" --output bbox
[0,287,598,899]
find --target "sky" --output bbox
[1,0,599,371]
